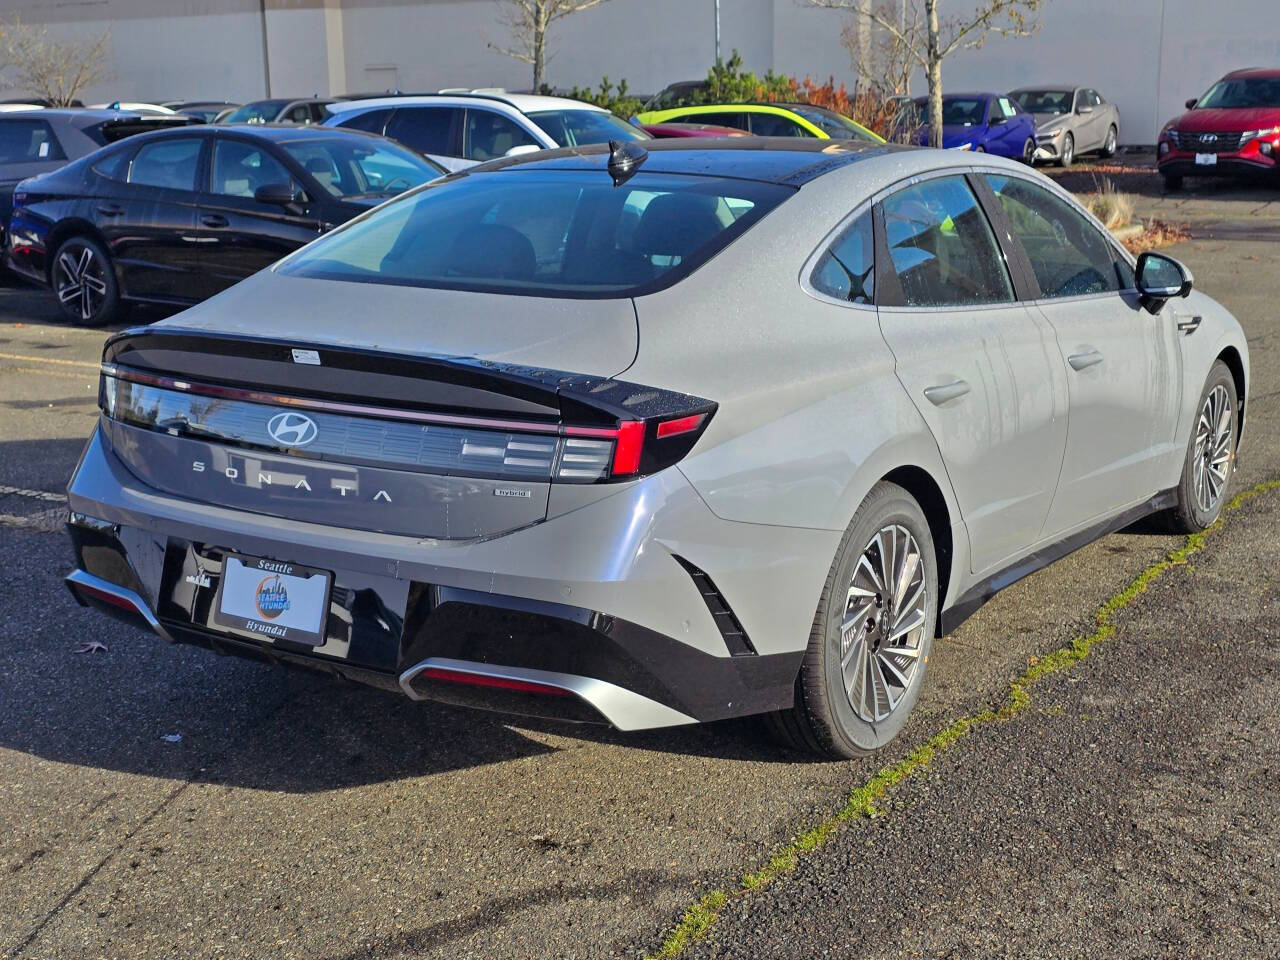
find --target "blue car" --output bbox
[914,93,1037,163]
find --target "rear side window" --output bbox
[811,211,874,303]
[675,111,747,130]
[0,120,65,163]
[463,109,538,161]
[91,147,131,181]
[385,107,457,156]
[750,113,809,137]
[280,170,792,298]
[984,174,1122,298]
[128,138,202,191]
[337,107,392,135]
[881,176,1013,307]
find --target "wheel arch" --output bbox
[1216,345,1247,446]
[45,219,113,286]
[880,464,955,638]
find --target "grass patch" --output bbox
[647,477,1280,960]
[1078,176,1136,231]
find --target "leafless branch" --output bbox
[0,18,112,107]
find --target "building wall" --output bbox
[0,0,1276,141]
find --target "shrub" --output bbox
[1078,177,1136,230]
[562,76,645,119]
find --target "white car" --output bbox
[323,91,648,171]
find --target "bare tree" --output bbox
[489,0,614,92]
[810,0,1042,147]
[0,18,111,107]
[841,1,920,97]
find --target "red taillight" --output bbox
[419,667,571,697]
[656,413,706,439]
[611,420,646,475]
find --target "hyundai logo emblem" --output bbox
[1201,134,1217,143]
[267,411,318,447]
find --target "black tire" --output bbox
[974,145,986,153]
[1163,174,1183,192]
[766,482,938,759]
[1103,124,1118,157]
[1059,132,1075,167]
[1167,360,1238,533]
[51,235,119,327]
[1021,137,1036,165]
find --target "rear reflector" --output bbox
[418,666,572,697]
[656,413,707,439]
[74,580,142,612]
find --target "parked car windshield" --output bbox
[1196,76,1280,109]
[280,137,441,198]
[787,106,879,141]
[279,169,792,298]
[939,98,988,125]
[223,100,289,124]
[1012,90,1073,115]
[528,110,648,147]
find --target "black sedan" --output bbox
[0,109,193,244]
[6,124,443,325]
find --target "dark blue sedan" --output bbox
[914,93,1037,163]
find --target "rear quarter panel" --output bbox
[627,156,963,539]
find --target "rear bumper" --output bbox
[66,425,833,730]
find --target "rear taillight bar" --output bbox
[101,363,716,484]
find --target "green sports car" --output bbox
[635,102,884,143]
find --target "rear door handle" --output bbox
[201,214,229,228]
[96,204,124,216]
[1068,350,1104,371]
[1177,314,1202,334]
[923,380,971,406]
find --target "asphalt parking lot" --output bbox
[2,166,1279,959]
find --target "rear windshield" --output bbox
[279,169,791,298]
[527,110,648,147]
[1196,77,1280,109]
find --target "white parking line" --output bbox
[0,484,66,502]
[0,351,98,370]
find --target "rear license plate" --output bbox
[1195,152,1218,166]
[212,554,331,646]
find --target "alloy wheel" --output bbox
[1104,127,1117,156]
[1192,383,1232,513]
[1022,137,1036,164]
[54,244,109,323]
[839,524,929,723]
[1061,134,1074,166]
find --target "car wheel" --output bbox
[1168,361,1238,533]
[974,145,986,153]
[767,482,937,759]
[1059,132,1074,167]
[52,236,119,327]
[1103,125,1118,157]
[1021,137,1036,165]
[1163,174,1183,192]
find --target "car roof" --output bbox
[113,123,392,143]
[325,92,607,115]
[1009,85,1081,92]
[478,137,908,186]
[0,108,155,127]
[1223,67,1280,79]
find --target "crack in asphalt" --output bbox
[645,477,1280,960]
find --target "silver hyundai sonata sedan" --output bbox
[65,138,1247,758]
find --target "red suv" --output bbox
[1157,68,1280,189]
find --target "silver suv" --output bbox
[65,140,1247,758]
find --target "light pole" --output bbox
[714,0,721,65]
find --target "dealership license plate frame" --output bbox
[1195,152,1218,166]
[211,553,332,647]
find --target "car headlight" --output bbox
[1242,126,1280,141]
[955,143,972,151]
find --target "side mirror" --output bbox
[1185,97,1199,110]
[989,113,1007,125]
[1136,251,1193,314]
[1077,104,1095,115]
[503,143,540,158]
[254,182,302,207]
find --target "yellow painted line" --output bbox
[648,476,1280,959]
[0,351,98,370]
